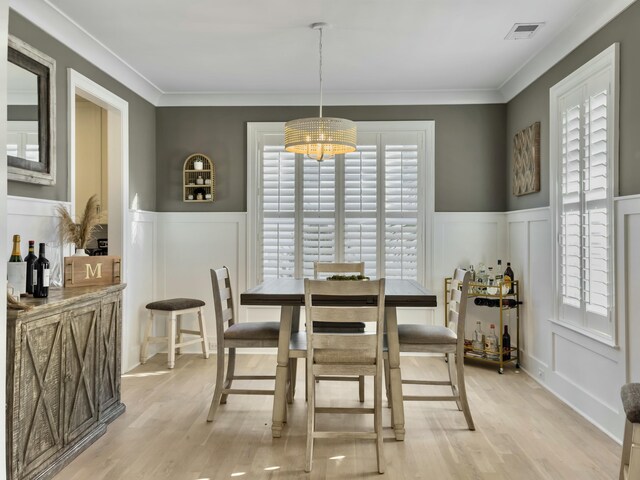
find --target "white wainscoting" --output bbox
[155,212,247,354]
[6,196,72,287]
[506,204,636,442]
[433,212,507,338]
[124,210,157,371]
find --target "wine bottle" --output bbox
[9,234,22,262]
[495,259,504,284]
[485,324,499,360]
[502,325,511,360]
[33,243,50,298]
[24,240,37,295]
[472,322,484,354]
[504,262,515,294]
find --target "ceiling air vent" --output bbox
[505,23,545,40]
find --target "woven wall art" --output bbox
[512,121,541,196]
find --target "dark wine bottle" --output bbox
[9,234,22,262]
[502,325,511,360]
[504,262,515,294]
[33,243,50,298]
[24,240,37,295]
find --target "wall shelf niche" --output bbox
[183,153,215,202]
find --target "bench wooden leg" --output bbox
[167,313,176,369]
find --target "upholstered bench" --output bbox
[140,298,209,368]
[620,383,640,480]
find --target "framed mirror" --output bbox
[7,35,56,185]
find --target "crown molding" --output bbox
[156,89,505,107]
[499,0,636,101]
[10,0,164,105]
[10,0,637,107]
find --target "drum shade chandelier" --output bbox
[284,23,356,162]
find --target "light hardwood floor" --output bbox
[56,353,620,479]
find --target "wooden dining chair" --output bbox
[304,278,386,473]
[312,261,366,402]
[207,266,281,422]
[385,268,474,430]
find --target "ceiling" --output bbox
[12,0,637,105]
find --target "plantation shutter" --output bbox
[557,65,613,336]
[302,157,336,277]
[344,135,378,278]
[261,136,296,279]
[383,133,419,280]
[256,123,428,284]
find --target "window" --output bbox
[248,122,434,286]
[550,44,618,343]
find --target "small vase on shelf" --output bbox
[74,247,89,256]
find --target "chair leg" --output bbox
[167,314,177,369]
[359,375,365,403]
[197,307,210,359]
[455,353,475,431]
[140,310,154,364]
[383,358,391,408]
[287,358,298,404]
[207,347,226,422]
[176,315,183,356]
[374,371,385,474]
[221,348,236,404]
[305,362,315,472]
[447,352,462,411]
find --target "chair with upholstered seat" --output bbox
[386,268,474,430]
[304,278,386,473]
[140,298,209,369]
[312,261,367,402]
[207,266,281,422]
[620,383,640,480]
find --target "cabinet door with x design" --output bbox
[64,301,99,444]
[15,312,65,479]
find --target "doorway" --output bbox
[68,68,130,366]
[75,95,109,253]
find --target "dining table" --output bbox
[240,277,437,440]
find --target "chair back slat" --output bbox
[312,333,377,351]
[210,267,237,347]
[306,279,379,296]
[304,278,385,370]
[447,268,470,343]
[309,306,378,324]
[314,261,365,279]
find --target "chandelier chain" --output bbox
[318,26,323,118]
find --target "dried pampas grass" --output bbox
[57,195,102,249]
[7,293,32,311]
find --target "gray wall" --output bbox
[506,1,640,211]
[156,104,507,212]
[8,11,157,211]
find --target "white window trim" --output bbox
[549,43,619,346]
[247,121,435,289]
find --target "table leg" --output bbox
[385,306,405,441]
[272,305,294,438]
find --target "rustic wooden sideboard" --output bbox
[6,284,126,480]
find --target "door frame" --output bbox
[67,68,131,365]
[68,68,129,273]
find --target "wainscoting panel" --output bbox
[506,204,634,441]
[433,212,507,338]
[616,196,640,385]
[124,210,157,371]
[156,212,247,353]
[6,196,71,287]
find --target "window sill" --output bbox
[549,317,618,349]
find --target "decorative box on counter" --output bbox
[64,255,121,287]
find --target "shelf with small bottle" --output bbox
[445,277,521,374]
